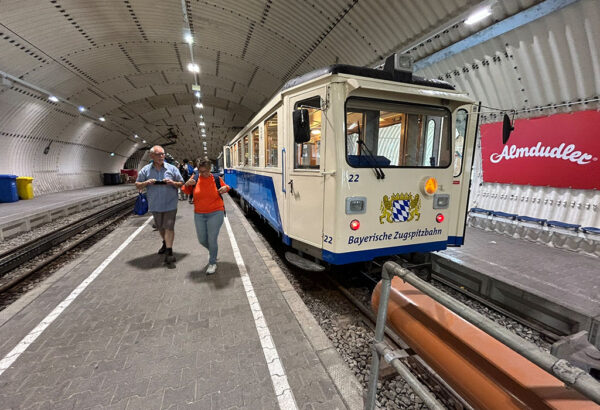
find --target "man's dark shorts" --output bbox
[152,209,177,230]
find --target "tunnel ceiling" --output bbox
[1,0,596,167]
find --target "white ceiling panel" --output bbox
[1,0,596,193]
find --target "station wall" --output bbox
[417,0,600,229]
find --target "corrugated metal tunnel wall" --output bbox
[417,0,600,229]
[0,89,136,194]
[0,0,598,232]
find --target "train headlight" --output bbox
[350,219,360,230]
[422,177,438,195]
[433,194,450,209]
[345,197,366,214]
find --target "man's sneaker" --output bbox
[206,264,217,275]
[158,242,167,254]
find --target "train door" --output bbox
[447,104,479,245]
[284,88,327,249]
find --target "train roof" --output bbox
[280,64,455,93]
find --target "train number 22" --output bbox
[323,235,333,244]
[348,174,360,182]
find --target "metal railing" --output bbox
[365,261,600,409]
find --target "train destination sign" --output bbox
[480,110,600,190]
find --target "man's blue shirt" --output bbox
[136,162,183,212]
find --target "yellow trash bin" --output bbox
[16,177,34,200]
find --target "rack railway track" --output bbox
[0,198,136,293]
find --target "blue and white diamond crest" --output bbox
[392,199,410,222]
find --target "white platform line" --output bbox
[0,217,153,376]
[223,216,298,410]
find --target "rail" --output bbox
[0,198,136,277]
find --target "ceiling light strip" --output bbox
[1,69,143,149]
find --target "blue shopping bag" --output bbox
[133,192,148,215]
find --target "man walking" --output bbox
[136,145,184,267]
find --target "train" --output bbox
[222,54,480,270]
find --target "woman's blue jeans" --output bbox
[193,211,224,264]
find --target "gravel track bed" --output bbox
[0,213,133,311]
[428,278,552,351]
[0,194,137,253]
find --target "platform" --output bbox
[433,227,600,346]
[0,195,362,409]
[0,185,137,240]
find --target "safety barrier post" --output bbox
[364,263,444,410]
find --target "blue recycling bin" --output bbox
[0,174,19,203]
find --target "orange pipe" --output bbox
[372,277,598,409]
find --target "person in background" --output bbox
[182,158,229,274]
[186,160,195,204]
[178,160,190,200]
[135,145,184,267]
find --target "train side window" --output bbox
[225,147,231,168]
[265,113,278,167]
[252,128,259,166]
[243,135,249,166]
[294,97,321,169]
[453,109,468,177]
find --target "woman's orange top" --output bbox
[181,174,229,214]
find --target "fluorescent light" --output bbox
[184,33,194,44]
[465,7,491,25]
[194,91,201,98]
[311,129,321,135]
[142,139,147,143]
[134,134,139,138]
[99,117,106,122]
[348,122,357,130]
[78,106,86,112]
[110,152,115,157]
[195,102,203,109]
[199,121,205,126]
[187,63,200,73]
[48,95,59,102]
[201,128,205,132]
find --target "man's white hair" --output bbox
[150,145,164,154]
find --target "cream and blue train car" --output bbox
[223,56,479,268]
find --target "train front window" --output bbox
[294,96,321,169]
[345,98,451,168]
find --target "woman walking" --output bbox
[182,159,230,274]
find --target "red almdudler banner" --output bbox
[480,110,600,190]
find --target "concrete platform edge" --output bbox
[228,196,364,410]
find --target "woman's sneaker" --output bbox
[206,264,217,275]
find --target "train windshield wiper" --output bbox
[357,140,385,180]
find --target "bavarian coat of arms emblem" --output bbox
[379,193,421,224]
